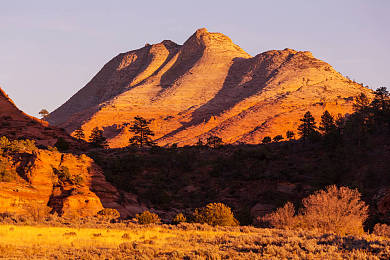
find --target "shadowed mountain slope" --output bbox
[47,28,372,147]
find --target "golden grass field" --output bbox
[1,223,390,259]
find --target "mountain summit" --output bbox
[47,28,371,147]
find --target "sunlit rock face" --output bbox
[0,149,146,218]
[47,28,372,147]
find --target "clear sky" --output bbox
[0,0,389,117]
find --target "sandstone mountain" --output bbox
[0,87,76,147]
[47,28,372,147]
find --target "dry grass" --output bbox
[1,223,390,259]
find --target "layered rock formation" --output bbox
[0,148,146,218]
[47,28,372,147]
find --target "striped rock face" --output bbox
[47,28,372,147]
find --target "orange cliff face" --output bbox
[0,148,146,218]
[47,28,373,147]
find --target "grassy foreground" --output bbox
[1,224,390,259]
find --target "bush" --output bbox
[172,213,187,224]
[262,202,295,229]
[53,166,84,185]
[0,136,36,155]
[301,185,368,234]
[0,159,17,182]
[97,208,120,221]
[54,137,69,152]
[373,223,390,237]
[193,203,239,226]
[135,211,160,224]
[262,186,368,235]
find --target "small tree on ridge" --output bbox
[128,116,155,147]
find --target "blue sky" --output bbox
[0,0,389,116]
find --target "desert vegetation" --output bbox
[1,222,390,259]
[1,88,390,258]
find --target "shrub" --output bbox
[97,208,120,221]
[262,186,368,235]
[301,185,368,234]
[193,203,239,226]
[262,202,295,229]
[54,137,69,152]
[172,213,187,224]
[0,159,17,182]
[135,211,160,224]
[0,136,36,155]
[373,223,390,237]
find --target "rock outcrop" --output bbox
[47,28,372,147]
[0,147,145,218]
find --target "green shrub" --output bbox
[172,213,187,224]
[0,159,17,182]
[135,211,161,224]
[53,166,83,185]
[0,136,36,155]
[193,203,239,226]
[97,208,120,221]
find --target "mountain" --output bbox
[47,28,372,147]
[0,87,76,147]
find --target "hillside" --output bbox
[0,87,77,147]
[47,28,372,148]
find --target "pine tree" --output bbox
[206,135,223,148]
[73,127,85,140]
[88,127,108,148]
[262,136,271,144]
[298,111,319,142]
[39,109,49,119]
[319,110,336,135]
[286,131,295,140]
[273,135,284,142]
[128,116,155,147]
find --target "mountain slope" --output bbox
[47,28,372,147]
[0,87,77,147]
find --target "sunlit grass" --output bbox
[1,223,390,259]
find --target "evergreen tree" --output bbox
[73,127,85,140]
[298,111,319,142]
[319,110,336,135]
[39,109,49,119]
[286,131,295,140]
[196,138,204,147]
[262,136,271,144]
[128,116,155,147]
[371,87,390,129]
[273,135,284,142]
[88,127,108,148]
[206,135,223,148]
[353,93,370,113]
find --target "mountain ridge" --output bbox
[47,28,372,147]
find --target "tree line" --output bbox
[63,86,389,149]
